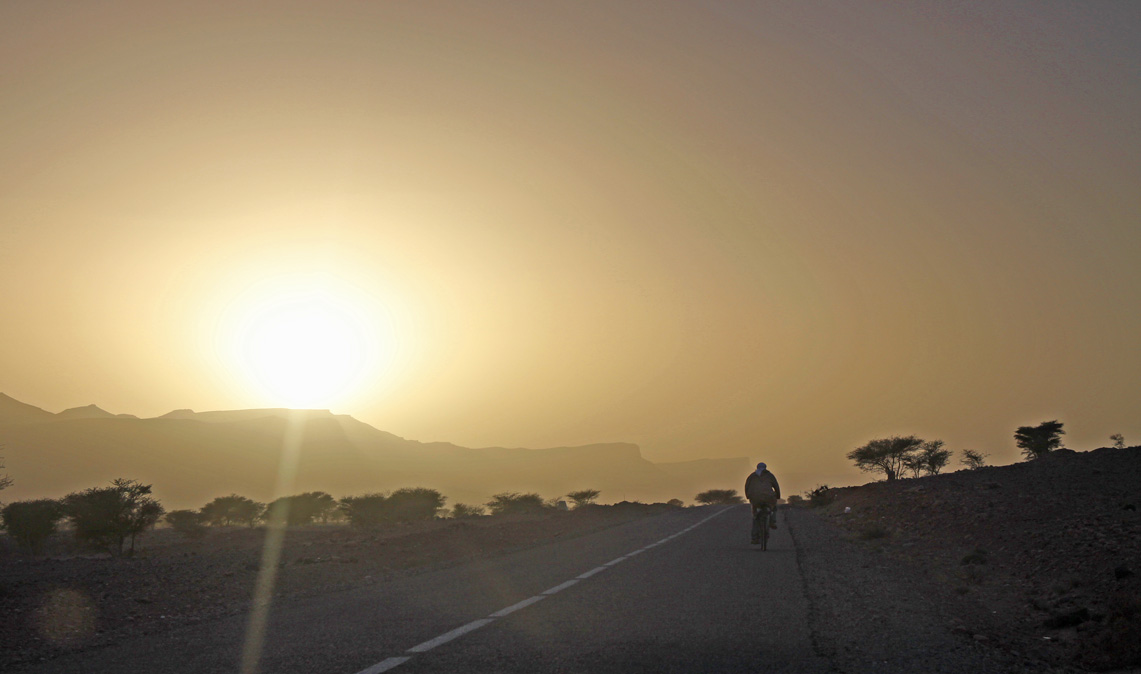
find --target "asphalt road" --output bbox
[19,506,830,673]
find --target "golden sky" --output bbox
[2,1,1139,490]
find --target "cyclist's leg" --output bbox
[750,505,761,543]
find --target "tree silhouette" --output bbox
[200,494,264,527]
[695,489,744,505]
[164,509,206,539]
[451,503,486,518]
[1014,420,1065,460]
[64,479,164,555]
[847,435,923,481]
[486,492,546,515]
[960,449,988,470]
[2,499,65,554]
[266,491,339,527]
[566,489,601,507]
[1110,434,1126,450]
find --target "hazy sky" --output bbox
[3,1,1139,490]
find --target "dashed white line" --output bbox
[576,566,608,579]
[406,619,494,653]
[489,595,546,618]
[541,579,580,595]
[353,505,733,674]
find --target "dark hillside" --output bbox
[821,446,1141,671]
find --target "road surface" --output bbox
[14,505,1011,673]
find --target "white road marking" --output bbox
[406,619,494,653]
[489,595,546,617]
[542,579,580,595]
[352,505,733,673]
[576,566,608,579]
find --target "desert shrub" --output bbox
[339,493,388,527]
[666,498,685,508]
[386,488,446,522]
[960,449,988,470]
[451,503,486,518]
[1015,419,1065,460]
[806,485,833,508]
[64,479,164,556]
[566,489,601,507]
[486,492,547,516]
[694,489,744,505]
[266,491,338,527]
[786,494,804,507]
[200,494,264,527]
[1,499,65,554]
[164,509,206,539]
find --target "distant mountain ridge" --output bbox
[0,393,750,510]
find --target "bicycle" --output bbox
[751,503,773,550]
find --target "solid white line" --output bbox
[627,549,644,556]
[542,579,580,595]
[489,595,545,618]
[603,555,628,566]
[355,656,411,674]
[406,619,494,653]
[576,566,608,579]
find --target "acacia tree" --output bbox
[695,489,744,505]
[64,479,164,555]
[266,491,339,527]
[917,440,952,475]
[1014,420,1065,460]
[2,499,65,554]
[847,435,923,481]
[200,494,264,527]
[566,489,601,507]
[960,449,988,470]
[1110,434,1126,450]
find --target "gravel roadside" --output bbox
[786,506,1047,674]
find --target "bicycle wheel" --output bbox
[760,506,770,551]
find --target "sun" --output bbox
[219,276,392,408]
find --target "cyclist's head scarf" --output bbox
[756,462,767,475]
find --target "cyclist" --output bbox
[745,462,780,544]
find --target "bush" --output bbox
[1,499,65,554]
[64,479,164,556]
[339,493,388,527]
[385,488,446,522]
[666,498,685,508]
[266,492,338,527]
[566,489,601,507]
[451,503,486,518]
[486,492,547,516]
[694,489,744,505]
[786,494,804,507]
[806,485,833,508]
[164,510,206,539]
[200,494,264,527]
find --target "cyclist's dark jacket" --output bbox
[745,470,781,507]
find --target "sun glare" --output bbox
[218,276,393,408]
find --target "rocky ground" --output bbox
[817,445,1141,672]
[0,502,673,670]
